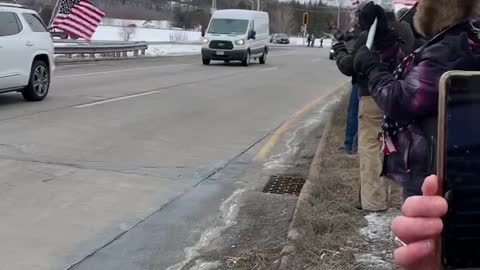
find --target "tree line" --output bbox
[19,0,349,35]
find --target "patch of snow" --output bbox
[166,189,246,270]
[356,209,400,269]
[146,44,202,56]
[188,260,221,270]
[289,37,333,48]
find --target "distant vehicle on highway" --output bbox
[201,9,270,66]
[0,3,54,101]
[270,33,290,44]
[329,46,335,60]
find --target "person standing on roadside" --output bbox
[334,1,406,211]
[354,0,480,199]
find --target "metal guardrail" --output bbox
[54,41,148,59]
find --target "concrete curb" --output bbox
[279,84,350,269]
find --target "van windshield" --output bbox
[208,19,249,35]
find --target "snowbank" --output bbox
[289,37,333,47]
[91,25,202,42]
[146,44,202,56]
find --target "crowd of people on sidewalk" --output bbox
[332,0,480,269]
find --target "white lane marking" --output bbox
[259,67,278,72]
[74,65,269,108]
[312,58,324,62]
[75,90,160,108]
[57,63,192,79]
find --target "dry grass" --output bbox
[223,248,282,269]
[291,98,369,270]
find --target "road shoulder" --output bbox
[280,89,399,270]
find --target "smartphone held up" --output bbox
[438,71,480,269]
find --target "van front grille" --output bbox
[209,40,234,50]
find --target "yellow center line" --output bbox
[255,81,349,161]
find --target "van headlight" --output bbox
[235,39,245,45]
[203,38,209,44]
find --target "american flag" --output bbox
[52,0,106,40]
[393,0,418,7]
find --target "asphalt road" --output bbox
[0,47,345,270]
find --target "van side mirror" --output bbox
[248,30,256,40]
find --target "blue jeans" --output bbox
[345,84,359,153]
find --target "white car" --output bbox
[0,3,54,101]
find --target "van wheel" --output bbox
[242,52,250,67]
[259,50,267,64]
[202,58,211,65]
[22,60,50,101]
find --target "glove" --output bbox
[373,4,389,37]
[354,46,380,77]
[358,3,389,38]
[332,42,348,55]
[375,30,400,50]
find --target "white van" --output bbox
[201,9,270,66]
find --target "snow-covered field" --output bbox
[92,25,202,42]
[56,26,334,58]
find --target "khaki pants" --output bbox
[358,97,402,210]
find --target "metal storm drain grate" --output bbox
[263,175,306,196]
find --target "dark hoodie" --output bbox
[335,2,414,96]
[364,0,480,196]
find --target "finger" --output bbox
[422,175,439,196]
[392,216,443,244]
[394,240,435,268]
[402,196,448,218]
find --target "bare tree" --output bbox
[120,24,137,41]
[270,5,295,34]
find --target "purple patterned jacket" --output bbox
[367,22,480,189]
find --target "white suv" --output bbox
[0,3,54,101]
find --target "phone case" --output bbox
[438,71,480,269]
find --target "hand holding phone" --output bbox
[392,175,447,269]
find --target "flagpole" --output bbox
[48,0,62,28]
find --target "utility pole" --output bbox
[211,0,217,13]
[247,0,261,11]
[336,0,341,29]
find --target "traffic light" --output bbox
[303,12,309,26]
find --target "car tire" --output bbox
[22,60,50,102]
[202,58,211,65]
[224,60,230,63]
[259,50,267,64]
[242,52,250,67]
